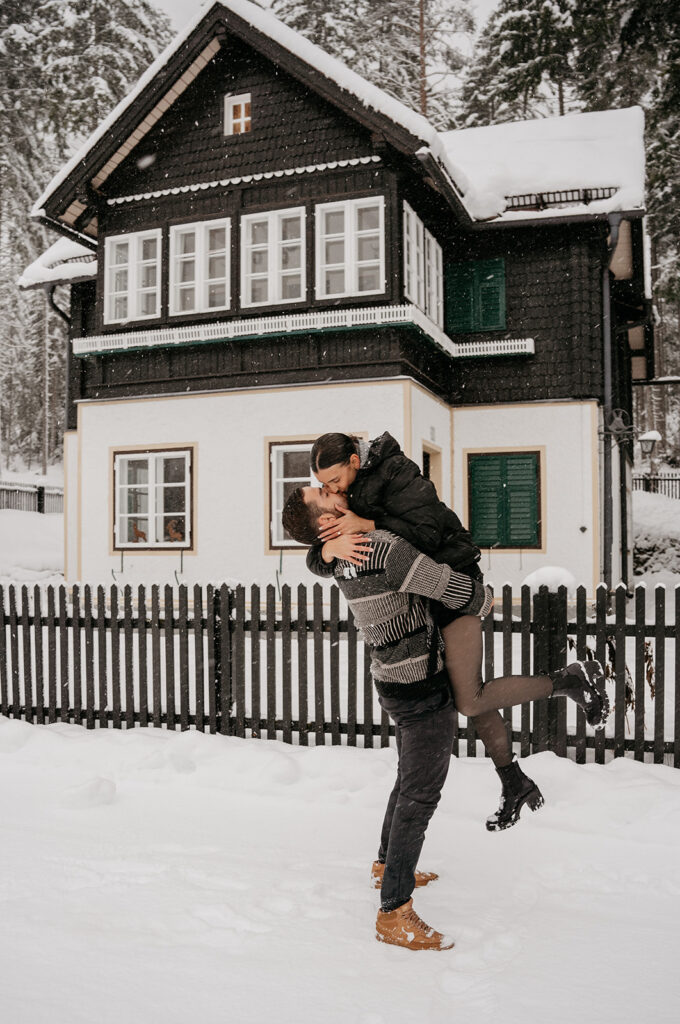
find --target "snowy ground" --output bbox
[1,718,678,1024]
[0,510,63,585]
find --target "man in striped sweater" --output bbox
[282,485,493,952]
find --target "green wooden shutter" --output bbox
[476,258,506,331]
[504,454,539,546]
[445,262,475,333]
[446,258,506,334]
[469,455,503,547]
[469,452,539,548]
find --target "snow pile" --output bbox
[1,718,679,1023]
[441,107,646,222]
[0,510,64,582]
[633,490,680,575]
[18,237,97,290]
[521,566,577,596]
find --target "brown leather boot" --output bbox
[376,898,454,951]
[371,860,439,890]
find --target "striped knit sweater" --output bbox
[333,529,491,698]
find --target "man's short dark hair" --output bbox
[281,487,319,546]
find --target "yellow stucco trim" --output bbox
[106,442,198,557]
[461,445,548,555]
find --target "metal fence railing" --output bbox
[0,482,63,513]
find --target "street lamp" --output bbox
[638,430,661,457]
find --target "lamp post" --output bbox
[638,430,661,492]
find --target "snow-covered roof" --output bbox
[31,2,646,231]
[441,107,646,223]
[32,0,466,220]
[18,238,97,290]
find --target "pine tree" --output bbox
[0,0,172,472]
[273,0,475,129]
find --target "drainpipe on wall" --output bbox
[602,213,622,591]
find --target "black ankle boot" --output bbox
[486,757,544,832]
[551,660,609,729]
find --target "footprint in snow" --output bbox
[59,776,116,808]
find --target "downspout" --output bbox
[602,213,622,591]
[47,285,71,327]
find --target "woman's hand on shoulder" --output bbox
[318,507,375,541]
[322,533,373,566]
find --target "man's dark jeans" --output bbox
[377,685,455,912]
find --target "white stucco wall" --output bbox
[452,400,600,594]
[406,383,452,500]
[63,431,79,582]
[70,379,410,589]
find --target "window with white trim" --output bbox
[104,230,162,324]
[403,201,443,327]
[114,449,192,549]
[241,208,305,307]
[270,442,317,548]
[316,197,385,299]
[169,219,231,315]
[224,93,251,135]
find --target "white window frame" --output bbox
[169,218,231,316]
[315,196,385,300]
[270,442,317,549]
[403,201,425,309]
[425,229,443,327]
[224,92,252,135]
[403,201,443,328]
[241,207,306,308]
[104,229,162,324]
[114,448,192,550]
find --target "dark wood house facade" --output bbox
[25,0,652,593]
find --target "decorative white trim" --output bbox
[73,304,535,361]
[107,156,382,206]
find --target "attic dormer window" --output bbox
[225,93,251,135]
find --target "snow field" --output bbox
[1,717,679,1024]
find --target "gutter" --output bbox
[602,212,622,591]
[32,213,97,251]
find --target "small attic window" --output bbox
[224,93,251,135]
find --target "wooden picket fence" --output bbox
[0,582,678,767]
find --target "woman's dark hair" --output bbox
[310,432,360,473]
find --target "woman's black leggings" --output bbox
[441,615,553,768]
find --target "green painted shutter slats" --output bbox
[469,453,539,548]
[445,258,505,334]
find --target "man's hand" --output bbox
[321,534,373,566]
[318,506,375,542]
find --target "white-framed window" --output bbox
[403,202,425,309]
[403,201,443,328]
[270,442,317,548]
[241,207,305,307]
[224,93,252,135]
[114,448,192,550]
[315,196,385,299]
[169,218,231,315]
[104,230,162,324]
[425,229,443,327]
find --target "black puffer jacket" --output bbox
[307,432,481,578]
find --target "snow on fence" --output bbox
[0,482,64,514]
[633,474,680,500]
[0,582,677,767]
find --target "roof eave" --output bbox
[470,207,646,231]
[415,150,473,228]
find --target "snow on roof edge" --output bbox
[31,0,442,219]
[18,238,97,290]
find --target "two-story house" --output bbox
[22,0,652,594]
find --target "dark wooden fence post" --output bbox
[36,486,45,514]
[547,587,568,756]
[532,587,550,752]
